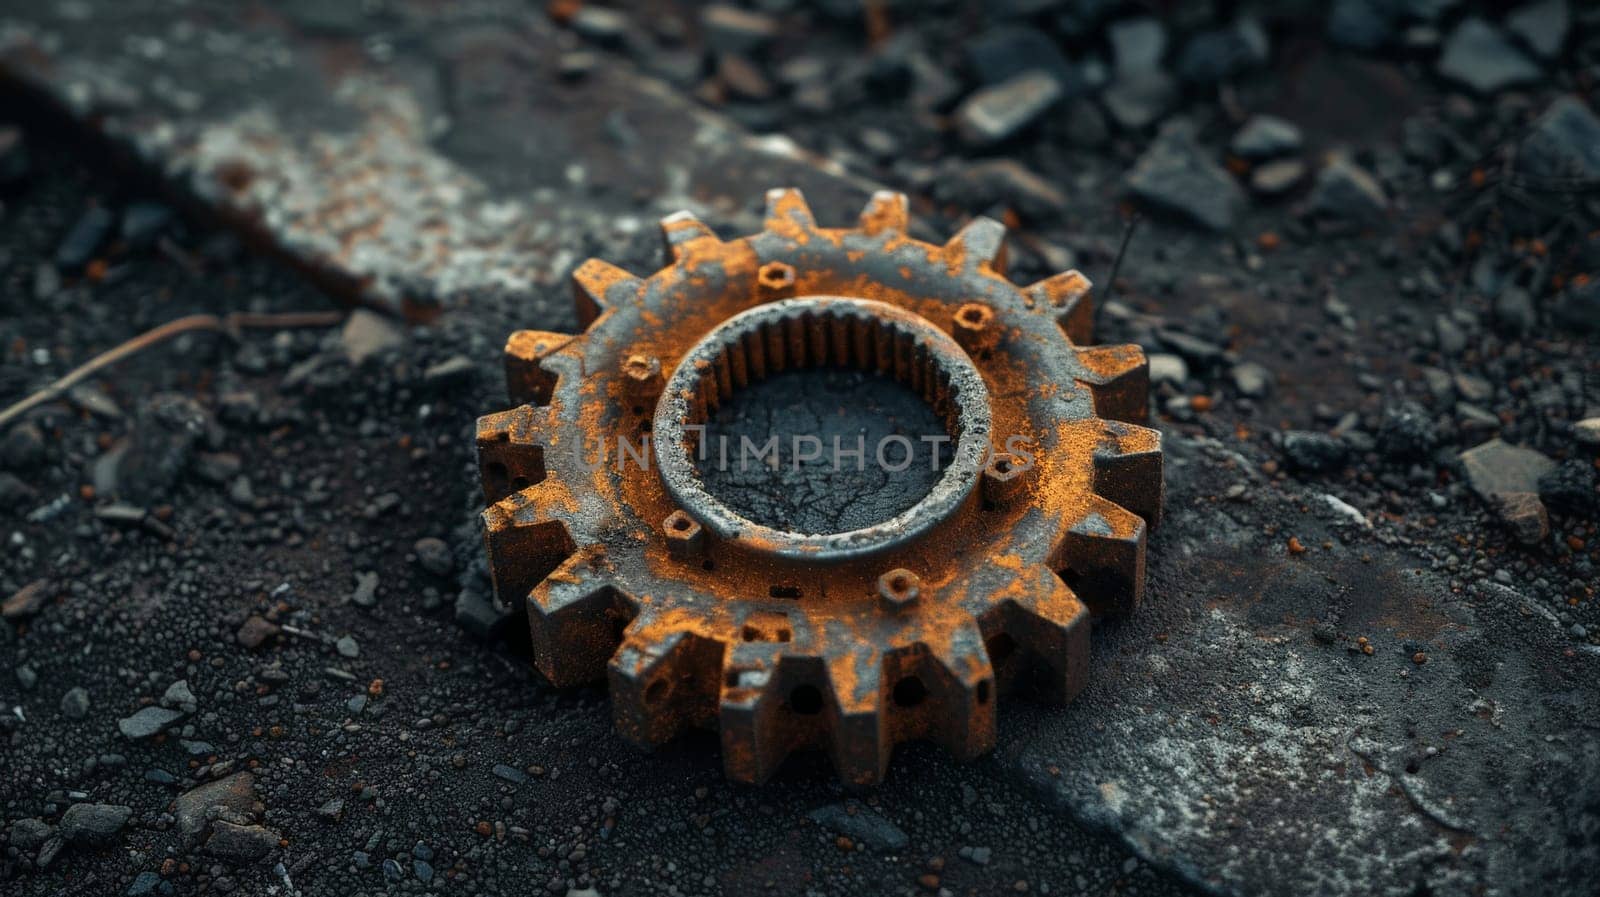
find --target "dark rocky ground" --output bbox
[2,1,1599,896]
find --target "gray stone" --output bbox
[1515,96,1600,183]
[336,635,360,658]
[807,802,909,850]
[1309,157,1389,221]
[965,25,1079,89]
[317,798,345,822]
[203,821,280,863]
[413,537,455,576]
[1148,353,1188,386]
[1493,286,1536,334]
[340,310,404,365]
[1327,0,1394,51]
[175,772,258,846]
[1175,19,1268,84]
[955,71,1063,147]
[934,159,1067,222]
[8,817,52,850]
[1459,439,1557,543]
[60,686,90,719]
[162,679,197,710]
[1436,19,1541,94]
[235,615,280,649]
[1107,18,1165,75]
[351,570,380,607]
[1124,123,1245,231]
[118,705,184,739]
[1229,361,1272,398]
[1230,115,1303,160]
[1505,0,1568,59]
[1101,70,1177,131]
[55,205,114,270]
[1280,431,1348,472]
[59,803,132,846]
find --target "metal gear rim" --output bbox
[475,188,1164,785]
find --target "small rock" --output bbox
[1505,0,1568,59]
[1101,70,1177,131]
[422,356,475,388]
[17,665,37,690]
[60,686,91,719]
[341,310,404,365]
[162,679,197,711]
[1574,418,1600,447]
[175,772,257,846]
[1327,0,1395,51]
[127,871,162,896]
[1538,459,1597,515]
[118,706,185,739]
[317,798,346,823]
[55,205,115,270]
[0,471,37,506]
[1280,431,1349,472]
[10,817,52,850]
[965,25,1079,88]
[1376,401,1438,460]
[1308,157,1389,221]
[1175,19,1269,84]
[456,585,510,639]
[700,4,779,55]
[351,570,381,607]
[413,537,455,576]
[1493,286,1537,334]
[1437,18,1541,94]
[807,802,909,850]
[1250,158,1307,196]
[236,615,280,649]
[1230,362,1272,398]
[120,202,174,250]
[954,70,1062,147]
[336,635,360,659]
[59,803,132,846]
[1459,439,1557,544]
[3,579,51,619]
[716,53,774,101]
[493,763,528,784]
[933,159,1067,222]
[204,821,280,864]
[2,421,46,469]
[1108,18,1166,75]
[1516,96,1600,184]
[568,6,629,45]
[1230,115,1303,160]
[1124,122,1245,231]
[1148,353,1188,386]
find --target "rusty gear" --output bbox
[476,189,1163,785]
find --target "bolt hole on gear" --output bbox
[476,188,1163,785]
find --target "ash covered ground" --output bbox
[2,1,1599,896]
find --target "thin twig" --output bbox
[0,309,345,430]
[1096,212,1142,333]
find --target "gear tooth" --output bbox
[610,623,725,746]
[527,547,630,687]
[476,405,551,503]
[1055,494,1149,617]
[856,190,908,236]
[1089,420,1164,525]
[659,210,721,263]
[1073,343,1151,423]
[764,187,817,234]
[823,651,890,786]
[1026,270,1094,344]
[573,258,641,327]
[718,642,794,784]
[978,566,1092,704]
[482,489,578,621]
[923,617,999,760]
[504,329,574,406]
[943,216,1009,274]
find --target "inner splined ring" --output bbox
[652,296,992,562]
